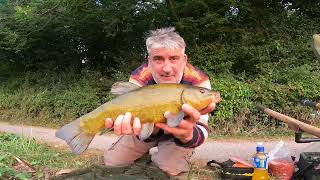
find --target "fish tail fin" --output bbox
[55,119,94,155]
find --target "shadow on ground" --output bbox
[51,154,170,180]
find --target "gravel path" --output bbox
[1,122,319,166]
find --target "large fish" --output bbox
[56,82,221,154]
[313,34,320,58]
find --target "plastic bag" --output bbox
[268,141,295,180]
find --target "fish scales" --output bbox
[105,84,184,122]
[80,84,185,135]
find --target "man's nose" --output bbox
[162,61,173,73]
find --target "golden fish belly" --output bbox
[107,102,182,123]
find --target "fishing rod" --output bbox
[256,105,320,142]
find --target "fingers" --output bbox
[133,117,141,135]
[156,123,184,137]
[114,115,124,135]
[105,118,114,129]
[108,112,142,135]
[121,112,133,134]
[182,104,201,123]
[156,121,193,143]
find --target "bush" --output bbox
[207,65,320,136]
[1,65,319,136]
[0,69,126,127]
[210,75,253,122]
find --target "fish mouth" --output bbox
[212,92,222,103]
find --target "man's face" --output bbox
[148,47,187,84]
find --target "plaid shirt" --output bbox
[129,63,209,87]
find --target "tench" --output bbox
[56,82,221,154]
[313,34,320,58]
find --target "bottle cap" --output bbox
[256,142,264,152]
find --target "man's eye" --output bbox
[170,56,180,61]
[153,57,162,61]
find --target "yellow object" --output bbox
[252,168,270,180]
[55,82,221,154]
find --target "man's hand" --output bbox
[155,102,216,144]
[105,112,142,135]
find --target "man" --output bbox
[104,27,216,177]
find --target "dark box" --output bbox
[297,152,320,180]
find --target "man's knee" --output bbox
[103,135,156,167]
[104,151,133,167]
[151,140,194,176]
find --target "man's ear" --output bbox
[184,54,188,62]
[147,58,152,68]
[146,55,151,65]
[145,54,148,62]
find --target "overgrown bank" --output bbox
[1,66,319,137]
[1,1,320,136]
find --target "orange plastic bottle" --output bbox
[252,143,270,180]
[252,168,270,180]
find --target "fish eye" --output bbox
[200,88,205,94]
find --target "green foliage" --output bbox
[0,70,123,127]
[0,0,169,74]
[0,0,320,135]
[0,132,99,179]
[274,65,320,98]
[208,65,320,135]
[189,43,233,74]
[0,148,31,180]
[210,75,253,122]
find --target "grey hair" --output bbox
[146,27,186,53]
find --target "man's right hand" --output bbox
[105,112,142,135]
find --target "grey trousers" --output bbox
[104,135,194,176]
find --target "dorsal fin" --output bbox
[110,81,141,95]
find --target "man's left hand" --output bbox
[155,102,216,144]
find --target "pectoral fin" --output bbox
[139,123,154,141]
[166,111,185,128]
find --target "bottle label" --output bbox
[253,154,268,169]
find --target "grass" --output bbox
[188,164,221,180]
[0,131,290,180]
[0,132,102,179]
[0,132,223,180]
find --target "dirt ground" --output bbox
[49,152,222,180]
